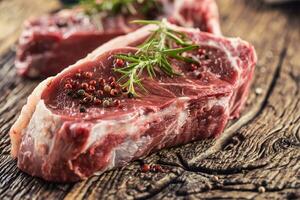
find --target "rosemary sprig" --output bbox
[80,0,158,16]
[114,19,199,96]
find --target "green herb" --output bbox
[114,19,199,96]
[80,0,158,16]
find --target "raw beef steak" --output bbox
[15,0,221,78]
[10,24,256,182]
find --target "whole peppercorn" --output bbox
[110,89,118,96]
[261,180,268,187]
[98,78,106,86]
[128,92,134,98]
[104,84,112,93]
[79,106,86,113]
[114,58,125,67]
[87,85,96,92]
[64,83,73,89]
[83,71,93,79]
[141,164,150,173]
[258,186,266,193]
[67,90,73,96]
[89,80,97,86]
[211,176,219,182]
[102,99,110,107]
[81,82,89,90]
[77,89,85,96]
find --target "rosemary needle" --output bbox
[114,19,199,96]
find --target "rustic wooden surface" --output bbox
[0,0,299,199]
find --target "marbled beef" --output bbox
[10,23,256,182]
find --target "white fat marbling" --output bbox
[24,100,61,155]
[103,99,190,171]
[86,97,190,151]
[208,96,231,114]
[205,39,241,77]
[108,135,152,169]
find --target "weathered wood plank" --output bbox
[0,0,299,199]
[184,10,300,199]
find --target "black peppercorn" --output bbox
[79,106,86,113]
[128,92,134,98]
[77,89,85,96]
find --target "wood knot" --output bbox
[222,133,245,151]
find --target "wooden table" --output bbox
[0,0,299,199]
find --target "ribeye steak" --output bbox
[15,0,221,78]
[10,24,256,182]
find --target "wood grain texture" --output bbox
[0,0,299,199]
